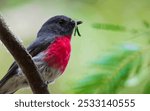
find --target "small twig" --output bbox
[0,15,49,94]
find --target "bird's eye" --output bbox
[58,19,66,25]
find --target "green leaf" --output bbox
[92,23,126,32]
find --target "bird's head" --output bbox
[37,15,82,38]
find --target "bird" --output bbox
[0,15,82,94]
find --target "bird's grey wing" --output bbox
[0,37,54,87]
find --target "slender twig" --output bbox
[0,15,49,94]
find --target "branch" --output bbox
[0,15,49,94]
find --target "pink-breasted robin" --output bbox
[0,15,82,94]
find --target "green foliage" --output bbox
[74,21,150,94]
[143,21,150,29]
[92,23,127,32]
[143,82,150,94]
[74,45,144,93]
[92,22,150,34]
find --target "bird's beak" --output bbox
[76,21,82,25]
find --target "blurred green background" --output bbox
[0,0,150,94]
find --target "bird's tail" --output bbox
[0,75,19,94]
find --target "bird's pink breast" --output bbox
[43,36,71,73]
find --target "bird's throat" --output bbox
[43,35,71,72]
